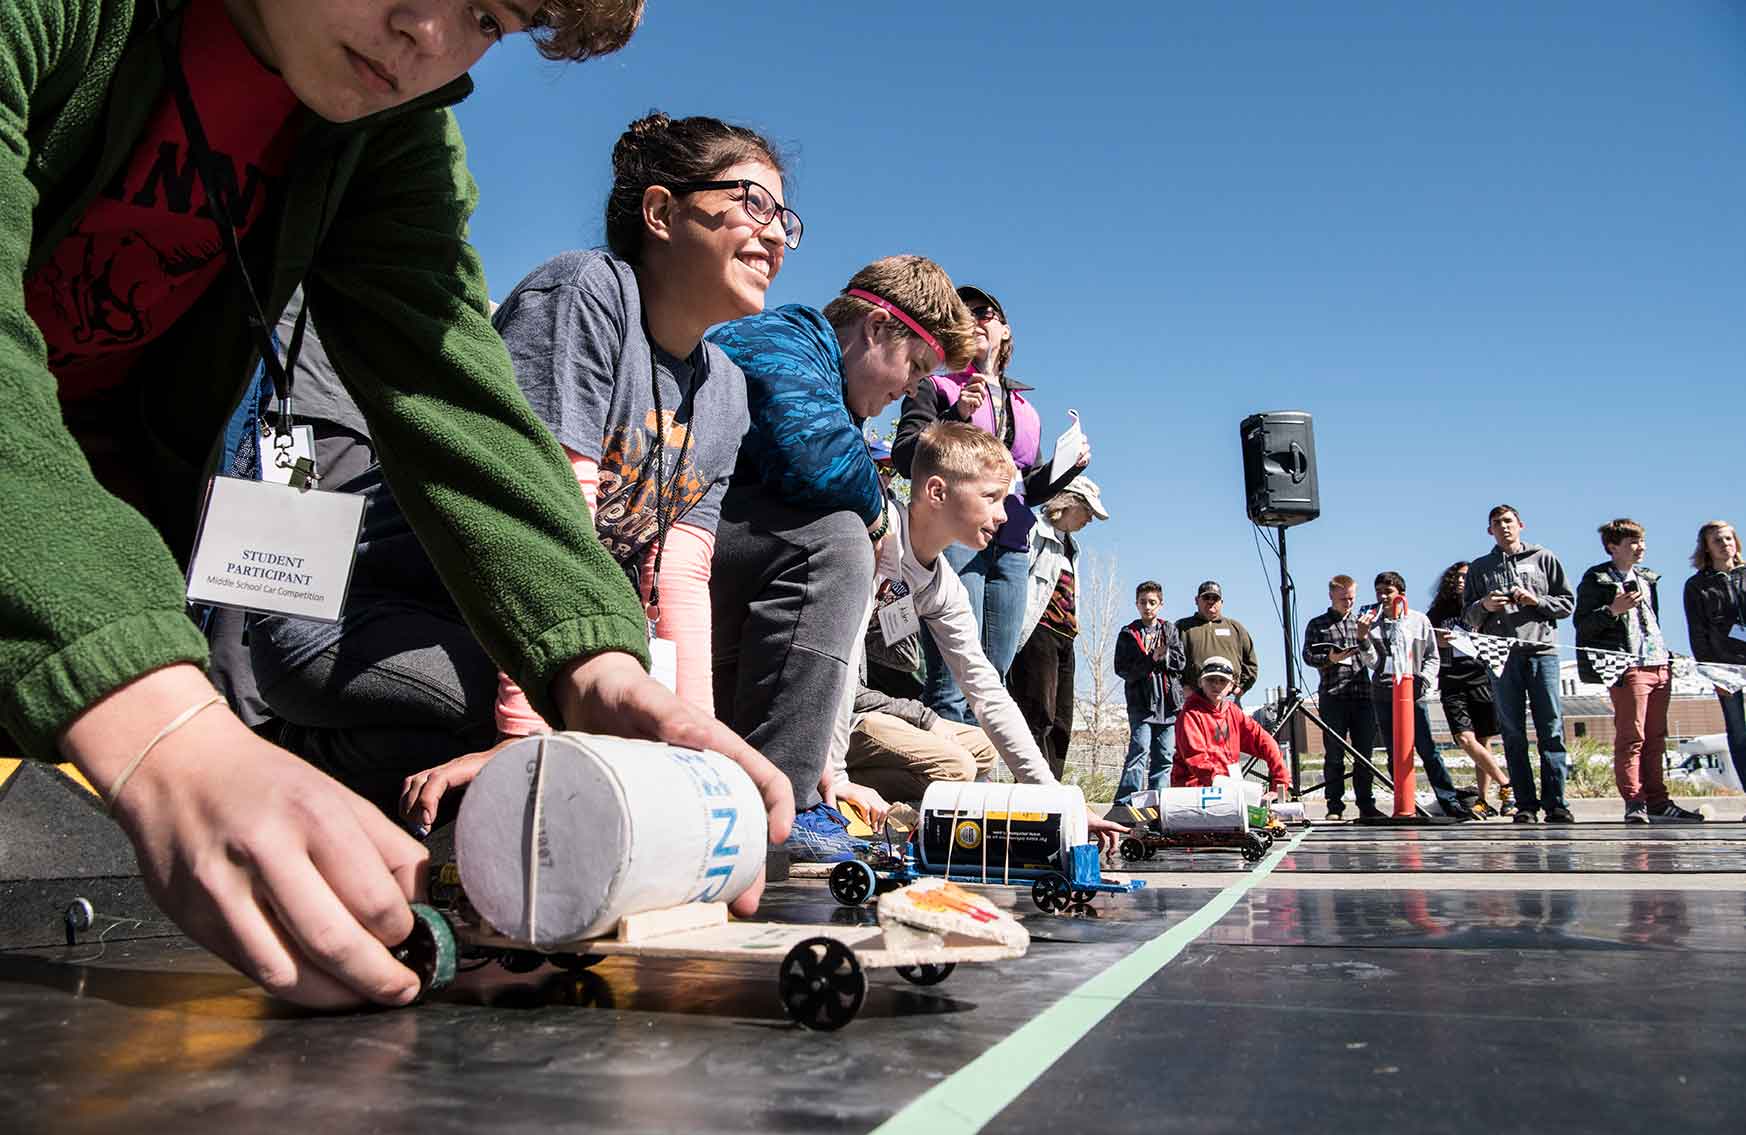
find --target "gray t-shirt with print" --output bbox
[493,248,749,568]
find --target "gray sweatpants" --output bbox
[710,482,875,810]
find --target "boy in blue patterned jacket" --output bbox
[709,257,975,861]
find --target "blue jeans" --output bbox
[1492,649,1568,812]
[1718,689,1746,791]
[1317,695,1377,810]
[922,541,1028,724]
[1116,711,1176,802]
[1371,689,1461,812]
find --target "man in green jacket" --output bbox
[1176,580,1261,699]
[3,0,792,1010]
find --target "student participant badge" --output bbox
[186,476,365,622]
[875,578,921,647]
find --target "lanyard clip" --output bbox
[275,391,296,443]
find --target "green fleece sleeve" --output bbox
[0,0,212,758]
[302,107,647,722]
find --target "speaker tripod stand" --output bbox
[1247,524,1426,819]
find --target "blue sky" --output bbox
[455,1,1746,701]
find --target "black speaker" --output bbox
[1240,411,1320,528]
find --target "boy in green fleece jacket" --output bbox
[2,0,792,1010]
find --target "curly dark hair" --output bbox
[604,111,786,263]
[533,1,645,63]
[1426,560,1470,625]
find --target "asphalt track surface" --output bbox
[1,764,1742,1134]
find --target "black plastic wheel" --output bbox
[393,903,458,1000]
[497,949,547,973]
[1069,888,1097,907]
[551,952,606,973]
[1032,873,1072,913]
[1143,845,1158,861]
[895,962,956,986]
[1119,837,1146,861]
[1241,835,1267,863]
[779,938,867,1030]
[828,859,878,907]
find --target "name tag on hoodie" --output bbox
[878,593,921,646]
[186,476,364,622]
[1730,625,1746,645]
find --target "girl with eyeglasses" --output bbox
[251,112,795,835]
[480,111,795,733]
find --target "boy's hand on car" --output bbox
[555,651,794,917]
[66,665,427,1010]
[1087,808,1127,853]
[834,781,891,829]
[398,737,522,835]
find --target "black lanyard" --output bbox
[155,19,308,442]
[639,353,697,623]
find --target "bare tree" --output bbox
[1068,550,1127,789]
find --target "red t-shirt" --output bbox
[27,0,301,400]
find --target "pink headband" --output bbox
[843,289,944,362]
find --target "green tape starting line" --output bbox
[870,828,1310,1135]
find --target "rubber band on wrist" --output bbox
[843,289,944,363]
[104,695,225,816]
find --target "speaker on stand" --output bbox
[1241,411,1319,527]
[1236,411,1404,814]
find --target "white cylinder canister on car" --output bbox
[455,733,765,947]
[915,781,1089,878]
[1157,781,1249,833]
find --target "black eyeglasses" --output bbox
[670,179,803,249]
[969,304,1003,323]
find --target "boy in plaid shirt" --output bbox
[1301,575,1381,818]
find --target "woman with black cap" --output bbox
[891,285,1090,724]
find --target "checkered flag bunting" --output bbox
[1449,629,1514,678]
[1581,648,1632,687]
[1690,658,1746,693]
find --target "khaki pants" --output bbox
[847,712,999,802]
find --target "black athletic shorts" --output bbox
[1441,681,1498,739]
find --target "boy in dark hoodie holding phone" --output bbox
[1113,580,1185,802]
[1575,519,1703,824]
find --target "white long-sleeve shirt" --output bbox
[1359,606,1440,692]
[834,498,1056,785]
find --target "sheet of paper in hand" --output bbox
[1047,409,1084,486]
[186,476,365,622]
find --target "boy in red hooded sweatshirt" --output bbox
[1172,656,1290,799]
